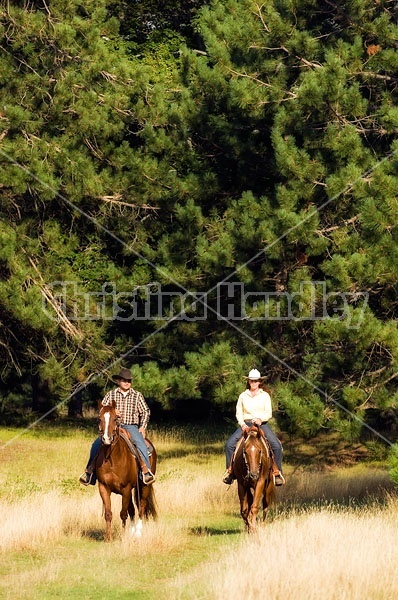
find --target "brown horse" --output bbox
[95,400,157,541]
[233,424,275,533]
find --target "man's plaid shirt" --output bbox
[102,387,150,429]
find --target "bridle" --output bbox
[243,430,263,482]
[98,407,121,449]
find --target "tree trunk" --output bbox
[31,374,57,419]
[68,383,83,418]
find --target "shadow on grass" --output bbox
[189,525,242,536]
[272,472,397,518]
[159,445,223,460]
[281,431,393,468]
[81,528,106,541]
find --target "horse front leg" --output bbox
[98,482,112,542]
[132,485,149,538]
[120,487,132,532]
[238,482,251,532]
[248,481,265,533]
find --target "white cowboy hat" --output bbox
[245,369,266,380]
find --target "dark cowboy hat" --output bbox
[112,367,132,382]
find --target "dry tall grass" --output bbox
[170,498,398,600]
[0,426,397,599]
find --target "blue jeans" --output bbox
[225,421,283,471]
[87,424,151,470]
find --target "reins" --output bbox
[100,426,121,463]
[243,432,263,480]
[242,426,272,482]
[99,409,122,462]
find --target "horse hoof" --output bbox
[131,526,142,538]
[131,519,143,537]
[132,528,142,538]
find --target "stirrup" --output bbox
[273,472,286,486]
[79,471,93,486]
[222,470,234,485]
[143,470,156,485]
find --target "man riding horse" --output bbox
[79,367,156,486]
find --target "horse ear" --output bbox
[97,399,103,410]
[112,399,117,409]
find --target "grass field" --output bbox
[0,424,397,599]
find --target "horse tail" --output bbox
[267,478,276,506]
[145,486,158,520]
[135,485,158,521]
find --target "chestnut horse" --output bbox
[95,400,157,541]
[233,424,275,533]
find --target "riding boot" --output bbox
[271,461,285,486]
[79,457,97,486]
[79,464,96,486]
[222,459,235,484]
[140,461,155,485]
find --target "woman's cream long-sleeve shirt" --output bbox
[235,388,272,427]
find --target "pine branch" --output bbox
[361,370,398,407]
[252,2,270,33]
[83,137,103,160]
[226,67,297,101]
[97,195,159,210]
[24,254,83,340]
[316,215,360,235]
[354,71,398,83]
[0,337,22,374]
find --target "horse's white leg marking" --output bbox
[103,412,111,445]
[131,518,143,538]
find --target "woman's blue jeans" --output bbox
[87,424,151,470]
[225,421,283,471]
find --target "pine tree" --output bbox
[1,0,397,443]
[170,0,398,438]
[0,0,188,416]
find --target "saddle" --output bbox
[231,427,278,475]
[119,427,154,461]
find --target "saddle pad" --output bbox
[119,429,140,458]
[119,428,154,457]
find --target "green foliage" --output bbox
[0,220,16,263]
[7,477,42,499]
[275,382,325,437]
[387,444,398,487]
[330,414,364,443]
[1,0,398,444]
[130,361,201,410]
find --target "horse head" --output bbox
[243,425,264,483]
[98,400,119,446]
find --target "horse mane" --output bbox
[244,423,265,438]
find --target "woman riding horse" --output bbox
[223,368,285,486]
